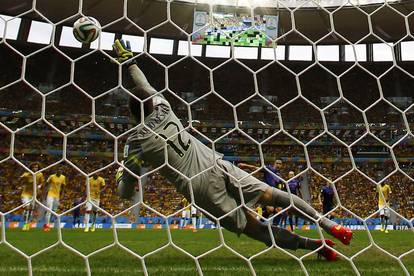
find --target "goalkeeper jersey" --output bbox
[118,96,221,195]
[20,172,45,198]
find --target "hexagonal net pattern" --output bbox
[0,0,414,275]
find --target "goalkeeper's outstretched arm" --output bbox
[128,64,157,97]
[112,39,155,118]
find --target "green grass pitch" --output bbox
[0,229,413,275]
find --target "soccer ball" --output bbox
[73,16,101,44]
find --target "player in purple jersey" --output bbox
[287,171,302,231]
[239,159,283,187]
[319,181,335,219]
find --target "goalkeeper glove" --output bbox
[116,162,124,184]
[112,39,134,63]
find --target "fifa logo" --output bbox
[266,16,278,30]
[194,12,207,27]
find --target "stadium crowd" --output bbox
[1,146,413,222]
[1,44,413,224]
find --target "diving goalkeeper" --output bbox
[113,40,352,261]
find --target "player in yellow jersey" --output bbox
[255,205,263,220]
[84,175,106,232]
[43,170,66,232]
[20,162,44,231]
[180,198,191,229]
[378,182,392,233]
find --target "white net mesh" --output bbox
[0,0,414,275]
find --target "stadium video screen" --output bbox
[192,11,278,47]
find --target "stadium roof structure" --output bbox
[184,0,402,8]
[0,0,413,44]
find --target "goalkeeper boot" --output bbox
[330,225,352,245]
[91,225,96,232]
[84,226,89,232]
[317,240,338,262]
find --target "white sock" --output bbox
[198,214,203,228]
[192,217,196,228]
[45,212,51,225]
[84,213,90,227]
[24,210,30,224]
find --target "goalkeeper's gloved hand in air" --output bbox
[112,39,134,63]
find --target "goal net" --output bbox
[0,0,413,275]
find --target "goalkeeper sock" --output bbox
[255,224,321,250]
[298,236,323,250]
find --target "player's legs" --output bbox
[323,204,333,220]
[91,199,100,232]
[379,205,385,231]
[185,210,190,228]
[180,210,185,228]
[44,196,54,230]
[273,207,282,226]
[193,162,337,260]
[383,208,390,233]
[73,212,80,228]
[51,198,60,228]
[184,210,190,228]
[91,211,98,232]
[209,160,352,245]
[21,197,32,231]
[191,206,197,231]
[243,209,317,249]
[294,214,299,228]
[258,187,352,245]
[84,201,92,232]
[197,212,203,229]
[278,212,286,228]
[242,210,337,260]
[288,212,294,231]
